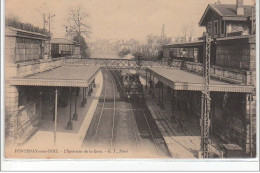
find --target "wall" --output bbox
[5,28,62,144]
[15,37,42,62]
[148,70,255,156]
[210,93,246,149]
[226,21,250,36]
[216,36,255,71]
[74,46,81,57]
[16,86,42,144]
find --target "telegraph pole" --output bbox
[47,13,55,57]
[200,32,211,158]
[43,14,46,30]
[251,0,256,34]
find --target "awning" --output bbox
[7,65,101,87]
[147,67,254,93]
[164,40,203,48]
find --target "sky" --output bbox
[5,0,255,43]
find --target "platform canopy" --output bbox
[7,65,101,87]
[147,67,254,93]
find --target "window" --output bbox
[214,20,218,36]
[220,20,225,35]
[207,22,212,36]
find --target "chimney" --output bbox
[216,0,221,4]
[236,0,244,15]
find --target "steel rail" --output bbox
[110,70,162,157]
[108,71,116,148]
[148,91,197,155]
[110,70,138,149]
[141,110,160,158]
[93,70,109,145]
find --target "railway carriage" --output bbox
[117,69,143,100]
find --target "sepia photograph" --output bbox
[1,0,259,171]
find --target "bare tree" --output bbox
[66,6,91,39]
[181,23,194,41]
[66,6,91,58]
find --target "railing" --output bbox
[16,57,63,77]
[63,57,252,85]
[184,61,252,85]
[63,57,183,69]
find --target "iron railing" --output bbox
[62,57,252,85]
[63,57,183,69]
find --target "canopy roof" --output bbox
[164,40,203,48]
[51,38,78,45]
[7,65,101,87]
[148,67,254,93]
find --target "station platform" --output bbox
[5,67,103,158]
[141,67,254,158]
[141,86,222,158]
[140,71,223,158]
[20,71,103,149]
[147,67,254,93]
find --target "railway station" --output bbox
[144,67,254,157]
[5,65,101,148]
[4,0,256,160]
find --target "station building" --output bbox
[157,0,256,157]
[51,38,81,58]
[5,26,99,148]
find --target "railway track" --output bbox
[83,69,170,158]
[110,70,139,149]
[111,70,162,157]
[92,70,116,147]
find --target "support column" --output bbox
[91,82,93,93]
[171,89,175,120]
[200,92,204,158]
[5,84,19,144]
[244,93,253,156]
[158,84,161,106]
[152,75,155,98]
[76,87,80,96]
[145,68,148,89]
[88,84,92,96]
[40,90,43,119]
[66,87,73,130]
[149,73,152,94]
[85,87,88,104]
[93,79,96,88]
[161,84,165,109]
[83,87,87,103]
[80,87,85,107]
[54,88,58,144]
[72,87,78,121]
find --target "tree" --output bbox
[157,50,163,60]
[6,15,49,35]
[66,6,91,58]
[118,48,130,58]
[73,35,89,58]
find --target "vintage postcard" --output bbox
[2,0,258,167]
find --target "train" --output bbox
[116,69,143,100]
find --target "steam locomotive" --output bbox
[116,69,143,100]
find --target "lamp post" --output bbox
[54,88,58,144]
[47,13,55,57]
[72,87,78,121]
[66,87,73,130]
